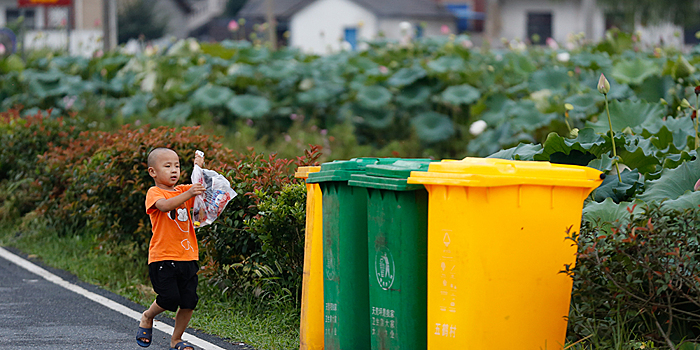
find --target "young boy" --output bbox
[137,148,205,350]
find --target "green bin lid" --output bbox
[306,157,403,183]
[348,159,435,191]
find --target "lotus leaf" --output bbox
[157,103,192,124]
[226,94,271,119]
[588,153,614,172]
[181,64,212,91]
[191,85,234,109]
[226,63,255,77]
[297,83,343,105]
[634,75,674,103]
[396,85,431,107]
[564,92,604,118]
[354,85,392,110]
[427,55,466,73]
[528,67,571,94]
[487,143,543,161]
[352,104,395,129]
[571,52,612,70]
[467,123,534,156]
[441,84,480,106]
[236,47,271,64]
[411,111,455,143]
[221,40,252,50]
[94,55,130,75]
[611,58,659,85]
[349,57,379,72]
[639,158,700,204]
[618,137,661,176]
[534,128,611,164]
[480,94,516,126]
[506,53,536,74]
[508,100,558,132]
[387,65,427,87]
[582,198,645,227]
[660,191,700,212]
[258,60,298,80]
[592,168,644,203]
[661,150,698,172]
[120,93,152,118]
[586,100,664,134]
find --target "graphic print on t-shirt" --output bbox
[168,207,191,233]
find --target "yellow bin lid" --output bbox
[407,157,605,188]
[294,166,321,179]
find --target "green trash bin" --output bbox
[348,160,433,350]
[307,158,401,350]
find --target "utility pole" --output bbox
[102,0,117,51]
[265,0,276,49]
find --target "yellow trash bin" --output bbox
[295,166,324,350]
[407,158,604,350]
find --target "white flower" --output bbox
[469,120,487,136]
[399,21,412,33]
[556,52,570,62]
[341,41,352,51]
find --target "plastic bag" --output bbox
[191,158,237,229]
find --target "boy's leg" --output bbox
[138,300,166,344]
[171,308,194,349]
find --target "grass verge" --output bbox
[0,218,300,350]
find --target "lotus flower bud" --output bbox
[597,73,610,95]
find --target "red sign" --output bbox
[18,0,71,7]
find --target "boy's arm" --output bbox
[153,184,205,212]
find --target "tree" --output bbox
[597,0,700,27]
[117,0,167,44]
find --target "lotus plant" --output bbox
[598,73,622,181]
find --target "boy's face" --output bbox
[148,149,181,190]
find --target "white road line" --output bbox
[0,247,227,350]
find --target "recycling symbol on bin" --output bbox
[375,247,396,290]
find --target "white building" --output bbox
[486,0,686,48]
[239,0,456,55]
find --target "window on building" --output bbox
[6,9,36,29]
[344,27,357,50]
[527,12,552,44]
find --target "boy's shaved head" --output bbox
[148,148,177,167]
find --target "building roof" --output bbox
[238,0,454,20]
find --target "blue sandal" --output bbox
[136,326,152,347]
[170,341,196,350]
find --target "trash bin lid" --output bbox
[348,160,435,191]
[406,157,605,188]
[294,166,321,179]
[306,158,402,183]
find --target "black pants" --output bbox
[148,260,199,312]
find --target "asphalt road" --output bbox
[0,247,252,350]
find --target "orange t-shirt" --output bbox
[145,185,198,264]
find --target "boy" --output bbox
[137,148,205,350]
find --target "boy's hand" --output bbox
[194,150,205,167]
[188,183,206,197]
